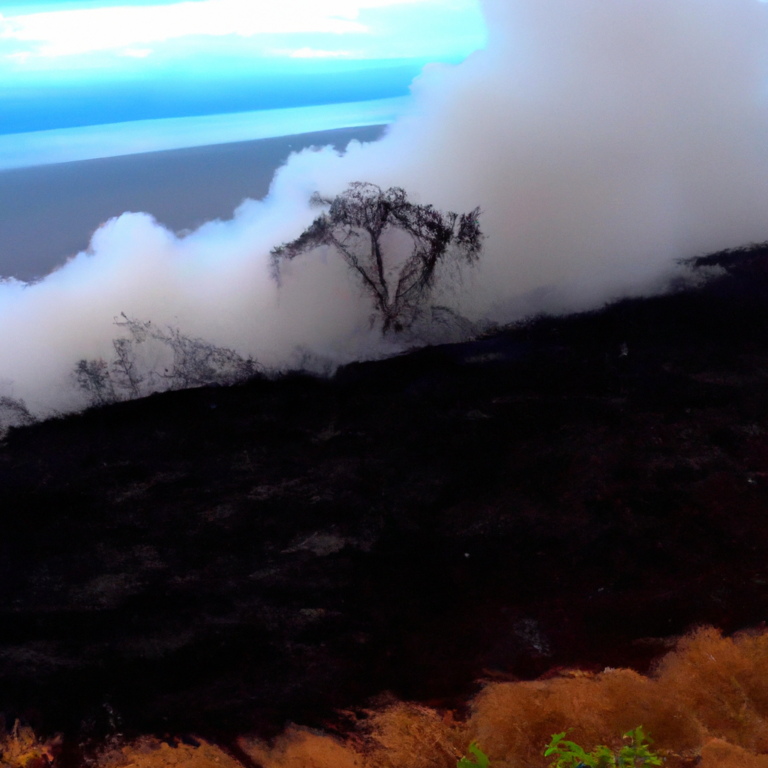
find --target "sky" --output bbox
[4,0,768,423]
[0,0,487,135]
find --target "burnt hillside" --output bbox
[2,246,768,756]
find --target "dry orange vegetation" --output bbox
[3,625,768,768]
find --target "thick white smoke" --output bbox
[4,0,768,415]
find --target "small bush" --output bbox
[544,726,662,767]
[94,735,242,768]
[362,702,466,768]
[74,314,259,406]
[458,742,490,768]
[699,737,768,767]
[0,395,36,438]
[653,626,768,753]
[467,667,701,766]
[0,719,60,768]
[238,726,362,768]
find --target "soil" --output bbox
[2,247,768,762]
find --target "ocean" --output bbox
[0,121,390,281]
[0,96,408,171]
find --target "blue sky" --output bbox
[0,0,487,135]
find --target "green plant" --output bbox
[544,726,663,768]
[457,741,489,768]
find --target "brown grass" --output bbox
[699,737,768,767]
[238,726,363,768]
[237,626,768,768]
[465,626,768,767]
[468,667,703,767]
[0,718,61,768]
[3,625,768,767]
[359,702,468,768]
[90,735,242,768]
[654,626,768,753]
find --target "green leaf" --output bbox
[561,742,589,760]
[546,726,662,768]
[617,726,663,767]
[469,742,489,768]
[592,744,616,767]
[458,741,490,768]
[545,732,568,753]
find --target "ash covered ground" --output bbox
[2,246,768,761]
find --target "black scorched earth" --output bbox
[1,245,768,755]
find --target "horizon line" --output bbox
[0,95,410,172]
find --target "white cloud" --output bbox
[288,47,355,58]
[0,0,372,58]
[120,48,154,58]
[5,51,30,63]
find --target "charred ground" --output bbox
[2,246,768,758]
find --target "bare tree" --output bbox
[0,395,36,439]
[150,324,258,390]
[74,315,259,406]
[270,182,483,334]
[111,336,144,398]
[111,315,259,391]
[73,358,117,406]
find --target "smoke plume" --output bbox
[4,0,768,415]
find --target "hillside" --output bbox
[2,246,768,762]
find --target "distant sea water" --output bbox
[0,57,419,279]
[0,114,397,280]
[0,96,410,171]
[0,56,435,277]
